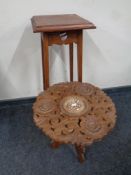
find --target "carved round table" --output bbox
[33,82,116,162]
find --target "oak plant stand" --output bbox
[31,14,96,90]
[33,82,116,163]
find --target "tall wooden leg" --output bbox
[75,144,86,163]
[41,33,49,90]
[69,43,73,81]
[77,30,83,82]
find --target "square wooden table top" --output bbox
[31,14,96,33]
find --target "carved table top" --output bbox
[33,82,116,146]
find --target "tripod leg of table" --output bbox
[75,144,86,163]
[77,30,83,82]
[41,33,49,90]
[50,141,62,148]
[69,43,73,81]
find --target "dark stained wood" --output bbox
[31,14,96,33]
[41,34,44,88]
[77,30,83,82]
[69,43,73,81]
[50,141,62,148]
[41,29,83,89]
[51,141,85,163]
[41,33,49,90]
[48,31,77,46]
[31,14,96,90]
[75,144,86,163]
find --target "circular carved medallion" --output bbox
[60,95,88,116]
[33,99,56,115]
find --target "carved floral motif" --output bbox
[33,82,116,145]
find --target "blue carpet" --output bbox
[0,86,131,175]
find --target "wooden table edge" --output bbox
[31,18,96,33]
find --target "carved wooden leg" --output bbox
[69,43,73,82]
[50,140,62,149]
[75,144,86,163]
